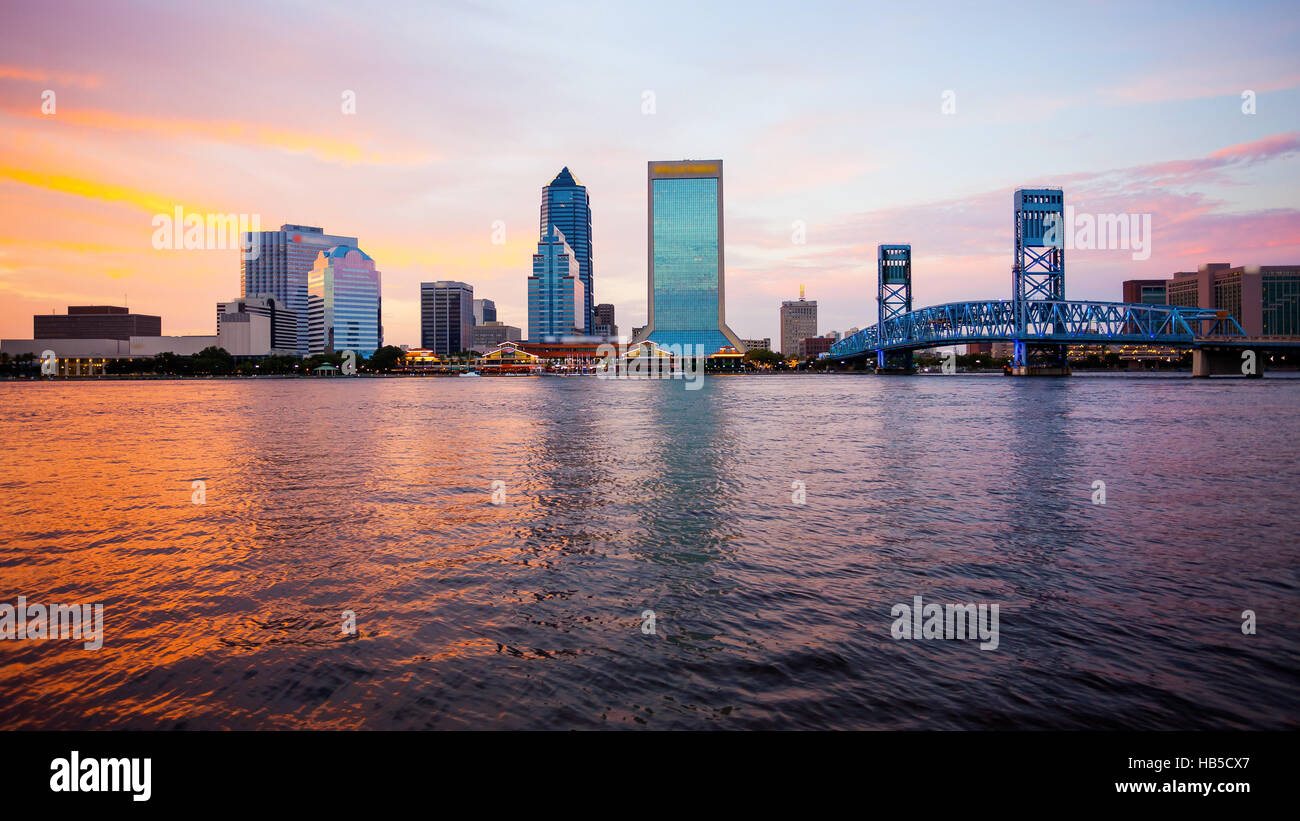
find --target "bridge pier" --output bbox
[1193,348,1262,378]
[1010,341,1071,377]
[874,349,914,375]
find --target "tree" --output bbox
[192,346,234,375]
[744,348,781,368]
[365,345,405,372]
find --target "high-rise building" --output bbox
[242,224,358,355]
[635,159,745,354]
[593,303,617,337]
[541,167,594,330]
[421,281,474,356]
[780,289,817,357]
[528,225,586,339]
[34,306,161,340]
[473,298,497,325]
[306,246,382,357]
[217,294,298,353]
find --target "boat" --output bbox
[458,370,481,377]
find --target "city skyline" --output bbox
[2,1,1298,349]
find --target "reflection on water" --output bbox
[0,375,1297,729]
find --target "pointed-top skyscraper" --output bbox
[540,167,593,330]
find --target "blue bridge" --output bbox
[827,188,1289,376]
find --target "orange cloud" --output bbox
[0,64,102,88]
[1,104,438,166]
[0,166,183,214]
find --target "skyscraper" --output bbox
[306,246,382,357]
[635,160,744,353]
[528,225,585,339]
[242,224,358,355]
[780,288,817,357]
[472,298,497,325]
[593,303,617,337]
[421,281,474,356]
[540,167,593,329]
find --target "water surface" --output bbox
[1,375,1297,729]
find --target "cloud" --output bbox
[0,64,102,88]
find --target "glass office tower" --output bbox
[306,246,382,357]
[540,168,593,330]
[420,281,474,356]
[242,224,359,356]
[637,160,745,354]
[528,225,585,339]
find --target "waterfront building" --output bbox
[1163,262,1300,336]
[798,336,832,360]
[780,288,818,357]
[242,224,359,355]
[398,348,442,371]
[540,167,594,330]
[34,306,161,340]
[307,246,383,357]
[217,295,298,353]
[967,341,1015,358]
[528,225,586,339]
[635,159,745,354]
[471,321,522,351]
[742,338,771,352]
[421,281,474,356]
[473,298,497,326]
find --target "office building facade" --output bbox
[217,294,298,353]
[798,336,833,360]
[1162,262,1300,336]
[528,225,586,339]
[593,303,617,337]
[1122,279,1168,305]
[307,246,382,357]
[242,224,358,355]
[636,159,745,354]
[540,167,593,330]
[421,281,474,356]
[780,295,818,357]
[471,321,523,350]
[473,298,497,326]
[742,338,771,352]
[34,306,161,340]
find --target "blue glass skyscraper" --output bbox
[635,160,745,354]
[528,225,585,339]
[540,167,593,330]
[242,224,358,356]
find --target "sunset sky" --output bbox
[2,0,1298,346]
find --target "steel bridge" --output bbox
[827,187,1266,375]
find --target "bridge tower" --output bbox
[877,244,914,372]
[1011,188,1069,375]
